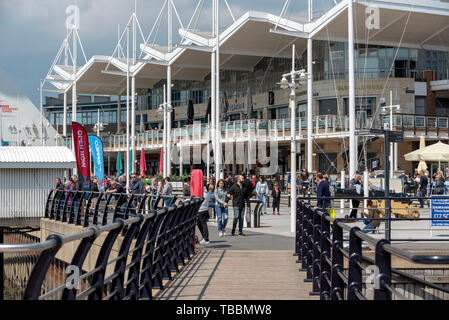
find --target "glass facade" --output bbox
[49,108,127,126]
[314,41,448,81]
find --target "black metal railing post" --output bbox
[300,204,310,272]
[320,209,331,300]
[303,205,313,281]
[294,200,302,259]
[347,227,363,300]
[374,240,392,300]
[310,208,321,296]
[330,220,344,300]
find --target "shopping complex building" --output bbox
[39,0,449,177]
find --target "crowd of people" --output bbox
[195,173,284,244]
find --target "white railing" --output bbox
[56,114,449,151]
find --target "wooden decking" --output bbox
[155,249,317,300]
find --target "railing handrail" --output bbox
[295,198,449,300]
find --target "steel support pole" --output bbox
[290,44,297,234]
[40,80,44,147]
[131,76,136,174]
[211,0,216,178]
[390,90,394,178]
[384,130,391,241]
[215,0,221,179]
[72,28,78,174]
[117,95,121,134]
[180,144,183,176]
[307,0,313,174]
[63,93,67,138]
[167,66,172,177]
[348,0,357,178]
[163,84,167,178]
[126,26,130,192]
[167,0,172,177]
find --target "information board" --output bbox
[430,196,449,227]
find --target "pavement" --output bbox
[196,202,449,251]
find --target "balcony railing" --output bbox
[56,114,449,150]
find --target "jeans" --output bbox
[164,197,173,208]
[362,219,376,233]
[197,210,209,241]
[350,199,360,218]
[258,194,267,212]
[215,205,228,232]
[232,206,245,233]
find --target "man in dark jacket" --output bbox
[54,178,64,191]
[225,175,247,236]
[129,174,144,194]
[316,173,331,209]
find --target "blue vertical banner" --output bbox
[88,135,105,192]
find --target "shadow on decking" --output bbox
[155,249,225,300]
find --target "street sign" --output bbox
[386,131,403,143]
[355,129,384,136]
[355,129,403,143]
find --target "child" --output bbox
[271,182,281,215]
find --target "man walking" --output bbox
[348,173,363,219]
[417,170,428,208]
[225,175,248,236]
[316,173,331,209]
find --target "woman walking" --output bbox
[271,182,281,215]
[214,179,229,237]
[256,176,269,215]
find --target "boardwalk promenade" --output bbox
[155,221,317,300]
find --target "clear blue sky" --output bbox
[0,0,333,108]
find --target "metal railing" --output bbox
[56,114,449,149]
[0,191,202,300]
[295,198,449,300]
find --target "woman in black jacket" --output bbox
[271,182,281,215]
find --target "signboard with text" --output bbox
[430,196,449,228]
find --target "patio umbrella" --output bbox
[140,148,147,177]
[116,152,123,176]
[205,97,211,124]
[404,141,449,163]
[187,100,194,125]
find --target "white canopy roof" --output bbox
[0,147,76,169]
[52,0,449,96]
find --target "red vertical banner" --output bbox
[72,122,91,191]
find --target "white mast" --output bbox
[126,24,130,192]
[211,0,216,179]
[290,44,297,233]
[348,0,357,178]
[131,1,137,175]
[166,0,173,177]
[307,0,313,174]
[215,0,221,178]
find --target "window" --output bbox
[344,97,377,116]
[319,99,338,115]
[415,97,426,115]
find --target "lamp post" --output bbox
[382,90,400,178]
[93,109,104,137]
[279,44,310,233]
[158,84,173,178]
